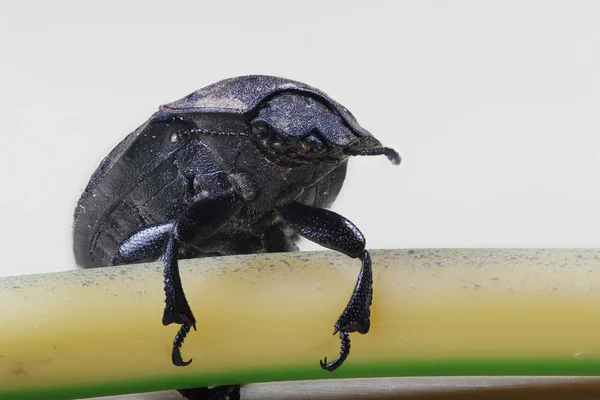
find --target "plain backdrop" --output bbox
[1,0,600,276]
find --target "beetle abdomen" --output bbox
[74,159,193,268]
[74,115,197,267]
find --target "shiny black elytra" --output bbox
[73,75,400,373]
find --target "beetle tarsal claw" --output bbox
[319,357,329,368]
[172,346,193,367]
[172,323,193,366]
[320,331,351,372]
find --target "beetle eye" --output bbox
[304,134,327,153]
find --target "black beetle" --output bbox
[74,75,400,376]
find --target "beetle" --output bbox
[73,75,400,376]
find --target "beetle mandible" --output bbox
[73,75,400,371]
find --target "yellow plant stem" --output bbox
[1,249,600,399]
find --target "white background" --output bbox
[1,1,600,276]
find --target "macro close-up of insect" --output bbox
[5,2,600,400]
[73,75,400,393]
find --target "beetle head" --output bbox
[162,76,400,167]
[249,91,400,166]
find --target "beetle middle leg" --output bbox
[278,202,372,371]
[113,190,241,366]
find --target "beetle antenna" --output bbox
[171,128,260,143]
[344,147,401,165]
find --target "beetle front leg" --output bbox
[114,190,241,366]
[278,202,372,371]
[162,236,197,366]
[112,223,196,365]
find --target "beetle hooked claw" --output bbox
[320,331,351,372]
[172,323,193,367]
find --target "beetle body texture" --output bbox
[73,111,347,266]
[74,76,400,379]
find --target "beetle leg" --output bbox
[112,222,175,264]
[113,190,242,367]
[112,223,197,365]
[277,202,372,371]
[178,384,241,400]
[319,331,350,372]
[162,236,196,328]
[112,223,197,330]
[167,191,242,366]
